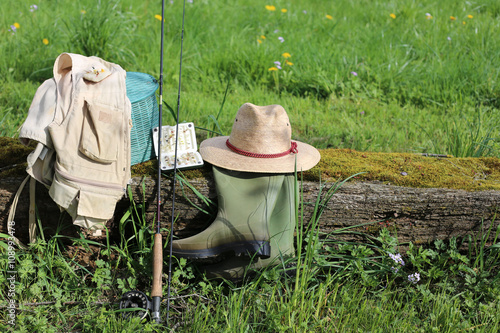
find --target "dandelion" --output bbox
[281,8,287,13]
[463,21,466,25]
[261,35,266,40]
[408,273,420,284]
[274,61,282,69]
[257,39,262,44]
[268,67,278,71]
[285,60,293,66]
[265,5,276,11]
[390,13,396,19]
[467,14,473,19]
[13,22,20,29]
[326,14,333,20]
[450,16,456,20]
[30,4,38,12]
[155,14,163,21]
[81,10,87,14]
[278,36,285,43]
[425,13,433,19]
[282,52,291,58]
[42,38,49,45]
[350,71,358,76]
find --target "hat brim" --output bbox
[199,136,321,173]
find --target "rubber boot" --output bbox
[201,173,296,280]
[170,166,285,259]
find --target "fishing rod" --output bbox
[165,0,187,324]
[149,0,167,322]
[119,0,187,325]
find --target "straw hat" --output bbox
[199,103,320,173]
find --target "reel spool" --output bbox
[119,290,151,320]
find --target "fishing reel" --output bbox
[119,290,151,320]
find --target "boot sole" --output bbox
[171,240,271,260]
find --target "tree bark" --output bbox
[1,136,499,247]
[1,171,499,248]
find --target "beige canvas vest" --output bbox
[12,53,132,245]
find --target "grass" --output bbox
[0,0,499,331]
[0,174,499,331]
[0,0,498,155]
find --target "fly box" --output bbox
[152,122,204,170]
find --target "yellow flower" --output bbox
[13,22,20,29]
[390,13,396,19]
[265,5,276,11]
[281,8,287,13]
[462,21,466,25]
[155,14,163,21]
[42,38,49,45]
[450,16,456,20]
[285,60,293,66]
[258,39,262,44]
[282,52,291,58]
[260,35,266,39]
[326,14,333,20]
[81,10,86,14]
[468,15,473,19]
[268,67,278,71]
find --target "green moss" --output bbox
[131,160,213,179]
[3,137,499,191]
[130,160,157,177]
[0,137,33,178]
[310,149,500,191]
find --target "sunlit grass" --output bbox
[1,174,499,331]
[1,0,498,155]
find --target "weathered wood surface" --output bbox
[1,136,499,246]
[1,172,499,247]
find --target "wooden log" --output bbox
[1,137,499,248]
[2,171,499,248]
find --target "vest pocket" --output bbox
[80,100,120,163]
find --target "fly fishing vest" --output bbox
[18,53,132,234]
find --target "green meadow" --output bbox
[1,0,498,155]
[1,0,500,331]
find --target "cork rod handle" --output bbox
[151,233,163,297]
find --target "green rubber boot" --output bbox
[201,173,296,280]
[170,166,286,259]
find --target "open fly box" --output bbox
[152,122,204,171]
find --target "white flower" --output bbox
[389,253,405,266]
[408,273,420,284]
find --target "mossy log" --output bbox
[1,137,499,247]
